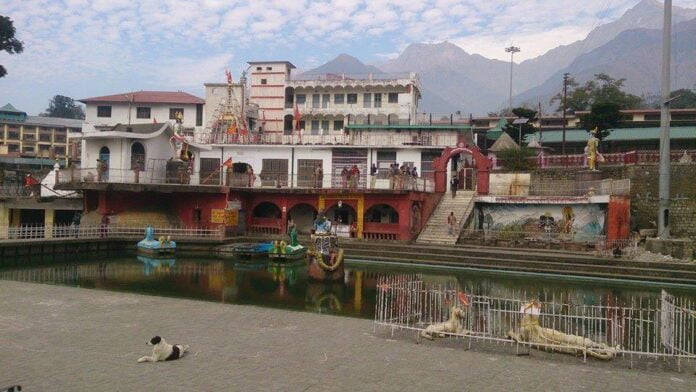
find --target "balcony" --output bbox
[288,72,421,91]
[194,132,457,148]
[56,167,435,193]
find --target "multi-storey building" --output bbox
[247,61,421,134]
[0,103,82,162]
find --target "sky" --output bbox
[2,0,696,114]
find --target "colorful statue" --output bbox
[313,213,332,234]
[170,111,189,162]
[586,127,600,171]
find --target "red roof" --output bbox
[79,91,204,105]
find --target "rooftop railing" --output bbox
[290,72,416,82]
[194,132,457,147]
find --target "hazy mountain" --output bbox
[299,54,382,76]
[513,17,696,112]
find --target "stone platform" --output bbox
[1,281,694,391]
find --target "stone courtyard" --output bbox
[1,281,695,391]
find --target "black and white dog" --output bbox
[137,336,189,363]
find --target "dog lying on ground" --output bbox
[137,336,189,363]
[420,306,468,340]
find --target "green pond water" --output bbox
[1,252,695,318]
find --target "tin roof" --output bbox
[79,91,204,105]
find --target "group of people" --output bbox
[339,165,361,188]
[387,163,419,190]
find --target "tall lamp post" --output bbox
[658,0,672,238]
[505,46,520,112]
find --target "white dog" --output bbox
[137,336,189,363]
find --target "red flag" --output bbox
[458,292,470,306]
[221,157,233,168]
[225,69,233,84]
[293,103,301,131]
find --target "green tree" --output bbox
[0,16,24,78]
[550,73,644,113]
[41,95,85,119]
[578,102,622,141]
[496,147,537,171]
[503,107,538,145]
[668,89,696,109]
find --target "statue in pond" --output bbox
[307,212,344,282]
[507,300,618,360]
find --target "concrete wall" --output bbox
[530,164,696,239]
[85,103,199,129]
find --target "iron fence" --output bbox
[0,224,224,241]
[375,275,696,365]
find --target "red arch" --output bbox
[433,144,492,194]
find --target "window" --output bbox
[321,120,329,134]
[266,66,272,71]
[363,93,372,108]
[377,150,397,178]
[196,104,203,126]
[39,132,51,142]
[388,93,399,103]
[97,106,112,118]
[54,133,66,143]
[296,94,306,105]
[347,93,357,104]
[136,107,151,119]
[22,146,34,154]
[374,93,382,108]
[131,142,145,170]
[7,130,19,140]
[333,120,344,130]
[39,144,51,151]
[22,132,36,141]
[54,146,66,156]
[169,108,184,120]
[311,120,320,135]
[256,66,262,71]
[322,94,330,108]
[312,94,320,108]
[260,79,267,85]
[334,94,344,104]
[8,144,19,153]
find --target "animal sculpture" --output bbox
[420,306,468,340]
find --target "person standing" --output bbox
[314,165,323,188]
[72,211,81,238]
[370,163,377,189]
[450,176,459,198]
[99,215,110,238]
[411,166,418,190]
[341,166,349,188]
[447,212,457,236]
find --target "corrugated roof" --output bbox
[79,91,204,105]
[0,103,24,113]
[526,126,696,143]
[25,116,83,128]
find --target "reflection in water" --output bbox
[0,256,692,319]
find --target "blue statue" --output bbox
[137,226,176,255]
[314,214,332,234]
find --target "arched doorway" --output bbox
[283,114,294,135]
[288,203,317,234]
[99,146,110,181]
[433,145,492,194]
[130,142,145,170]
[365,204,399,223]
[325,202,356,237]
[229,162,254,187]
[252,201,281,218]
[251,201,282,234]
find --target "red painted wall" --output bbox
[607,195,631,241]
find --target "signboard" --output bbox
[211,209,239,226]
[211,209,226,224]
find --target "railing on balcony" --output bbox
[0,224,224,241]
[0,184,32,198]
[289,72,416,83]
[56,168,435,192]
[194,132,457,147]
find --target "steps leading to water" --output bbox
[417,191,475,245]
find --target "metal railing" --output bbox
[0,184,32,198]
[57,168,435,192]
[194,132,457,147]
[289,71,417,83]
[0,224,224,241]
[375,275,696,364]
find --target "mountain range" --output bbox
[300,0,696,115]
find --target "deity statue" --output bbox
[170,111,189,162]
[313,213,332,234]
[289,225,298,247]
[586,127,600,171]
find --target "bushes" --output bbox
[497,147,537,171]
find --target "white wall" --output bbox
[85,103,200,129]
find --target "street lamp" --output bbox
[505,46,521,112]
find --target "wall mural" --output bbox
[476,203,606,241]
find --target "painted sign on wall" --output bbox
[211,209,238,225]
[476,203,605,241]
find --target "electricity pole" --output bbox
[658,0,672,238]
[505,46,520,112]
[562,73,569,156]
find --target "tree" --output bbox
[549,73,644,113]
[503,107,538,145]
[578,102,622,141]
[0,16,24,78]
[496,147,537,171]
[41,95,85,119]
[668,89,696,109]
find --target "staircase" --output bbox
[417,191,475,245]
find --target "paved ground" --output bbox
[1,281,695,391]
